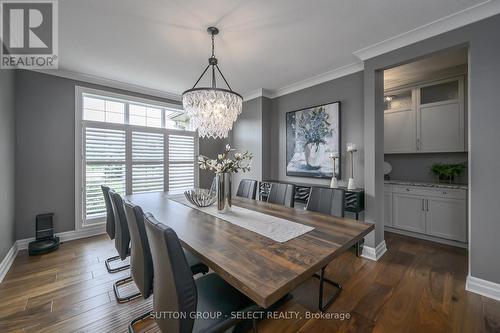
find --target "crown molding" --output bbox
[29,69,182,102]
[269,62,364,98]
[242,88,273,101]
[354,0,500,61]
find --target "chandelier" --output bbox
[182,27,243,139]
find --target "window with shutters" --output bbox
[76,87,198,227]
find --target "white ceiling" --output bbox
[384,47,468,88]
[59,0,488,99]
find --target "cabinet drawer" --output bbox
[393,185,466,200]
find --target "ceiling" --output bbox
[384,47,468,88]
[59,0,487,99]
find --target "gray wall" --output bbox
[385,153,468,183]
[364,14,500,284]
[232,97,264,190]
[15,70,220,239]
[0,70,16,261]
[271,71,365,187]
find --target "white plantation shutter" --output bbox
[78,90,198,226]
[132,131,164,193]
[168,134,195,191]
[84,127,126,220]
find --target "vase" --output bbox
[330,177,338,188]
[304,143,324,169]
[216,172,232,213]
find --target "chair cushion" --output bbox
[183,249,209,275]
[192,273,256,333]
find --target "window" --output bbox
[76,87,198,227]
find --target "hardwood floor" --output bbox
[0,232,499,333]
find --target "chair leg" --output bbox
[113,276,141,303]
[105,255,130,273]
[313,266,342,312]
[128,311,152,333]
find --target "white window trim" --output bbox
[75,86,199,231]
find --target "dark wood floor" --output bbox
[0,232,499,333]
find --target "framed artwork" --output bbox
[286,101,341,178]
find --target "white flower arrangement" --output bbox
[346,143,358,152]
[198,144,253,174]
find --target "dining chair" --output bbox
[305,187,345,312]
[267,183,295,208]
[236,179,258,200]
[306,187,345,217]
[109,190,141,303]
[102,185,130,273]
[144,214,260,333]
[124,202,210,333]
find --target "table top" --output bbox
[125,192,374,308]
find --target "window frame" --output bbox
[75,86,199,230]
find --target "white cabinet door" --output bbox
[426,197,467,242]
[384,191,393,226]
[384,109,416,153]
[393,193,426,233]
[419,102,464,152]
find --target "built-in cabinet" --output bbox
[384,76,465,153]
[384,184,467,243]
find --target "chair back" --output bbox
[101,185,115,239]
[124,202,153,299]
[236,179,258,200]
[306,187,345,217]
[144,214,197,333]
[267,183,295,208]
[109,191,131,260]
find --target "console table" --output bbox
[259,180,365,220]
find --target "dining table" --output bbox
[125,191,374,311]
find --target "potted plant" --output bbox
[198,145,252,212]
[294,106,332,169]
[430,162,466,184]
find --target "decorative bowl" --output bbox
[184,189,216,207]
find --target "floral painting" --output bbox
[286,102,340,178]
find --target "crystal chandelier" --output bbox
[182,27,243,139]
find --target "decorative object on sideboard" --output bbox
[329,151,339,188]
[286,101,341,178]
[182,27,243,139]
[184,189,216,207]
[384,161,393,180]
[430,162,466,184]
[347,142,358,190]
[198,145,253,213]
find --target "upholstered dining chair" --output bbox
[305,187,345,312]
[306,187,345,217]
[267,183,295,208]
[101,185,129,273]
[109,190,141,303]
[144,214,260,333]
[124,202,210,333]
[236,179,258,200]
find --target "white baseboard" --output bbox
[16,225,106,251]
[361,240,387,261]
[466,275,500,301]
[0,242,19,283]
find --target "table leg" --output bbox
[313,266,342,312]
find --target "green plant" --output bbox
[430,162,466,182]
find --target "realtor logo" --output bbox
[1,0,58,69]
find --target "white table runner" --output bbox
[168,194,314,243]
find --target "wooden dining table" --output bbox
[125,191,374,310]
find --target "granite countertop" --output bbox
[384,180,468,190]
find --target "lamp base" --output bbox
[330,177,338,188]
[347,178,356,190]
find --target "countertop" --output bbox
[384,180,468,190]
